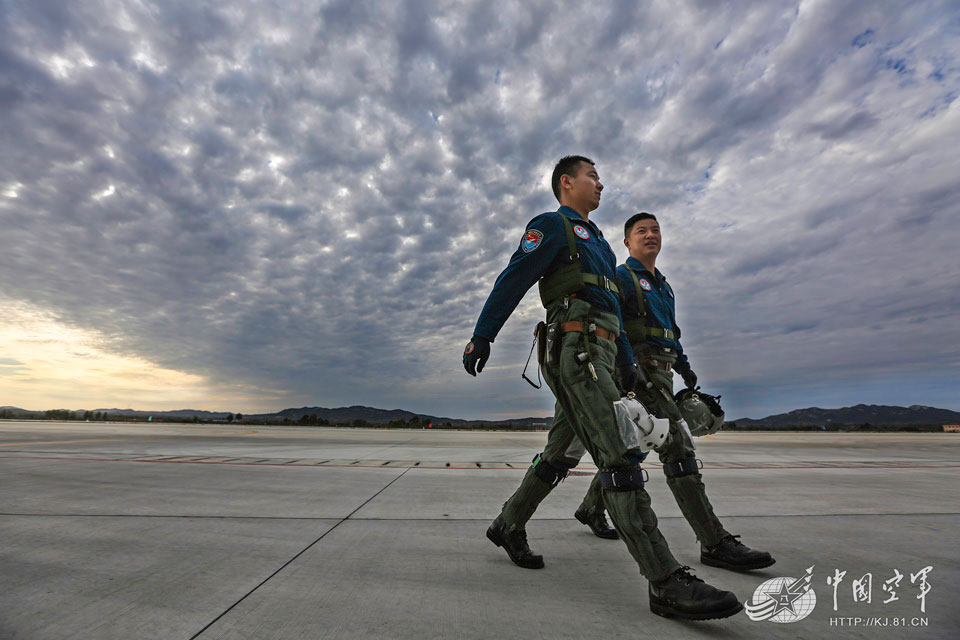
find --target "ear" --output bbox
[559,173,573,192]
[623,237,630,249]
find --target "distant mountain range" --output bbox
[0,405,550,427]
[0,406,234,419]
[731,404,960,427]
[3,403,960,428]
[245,406,550,428]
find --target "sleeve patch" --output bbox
[521,229,544,253]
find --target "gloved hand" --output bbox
[617,362,638,395]
[680,367,698,390]
[463,335,491,376]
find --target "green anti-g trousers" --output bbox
[501,332,731,550]
[581,344,732,547]
[498,298,681,582]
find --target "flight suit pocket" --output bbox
[558,332,589,385]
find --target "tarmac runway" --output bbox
[1,420,958,639]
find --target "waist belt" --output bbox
[640,359,672,371]
[582,273,620,294]
[560,321,615,342]
[645,327,676,340]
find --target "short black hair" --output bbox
[551,155,594,202]
[624,212,658,236]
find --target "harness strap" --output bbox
[554,212,620,294]
[627,266,647,321]
[559,209,579,263]
[532,453,568,487]
[559,321,616,342]
[624,265,675,341]
[599,465,649,492]
[582,272,620,294]
[662,456,702,478]
[646,327,677,340]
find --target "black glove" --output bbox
[463,336,491,376]
[680,368,698,390]
[617,362,638,395]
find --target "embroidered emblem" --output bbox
[522,229,543,253]
[639,278,653,291]
[465,342,475,355]
[573,224,590,240]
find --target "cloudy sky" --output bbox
[1,0,958,420]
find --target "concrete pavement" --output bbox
[1,421,957,639]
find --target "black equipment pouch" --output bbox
[545,322,561,367]
[535,321,547,365]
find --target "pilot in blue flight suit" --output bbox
[580,211,776,572]
[463,156,742,620]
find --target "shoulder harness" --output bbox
[623,264,676,343]
[537,211,620,307]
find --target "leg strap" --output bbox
[599,465,648,492]
[532,453,569,487]
[662,456,701,478]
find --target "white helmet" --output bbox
[613,394,671,452]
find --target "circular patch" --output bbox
[522,229,543,253]
[573,224,591,240]
[638,278,653,291]
[464,342,475,355]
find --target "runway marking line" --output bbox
[0,431,260,447]
[1,454,959,471]
[0,437,150,447]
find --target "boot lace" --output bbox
[674,566,705,585]
[510,527,531,550]
[725,534,745,547]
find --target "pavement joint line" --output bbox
[187,466,412,640]
[1,511,958,520]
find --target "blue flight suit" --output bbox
[616,256,691,376]
[483,207,682,582]
[473,206,634,368]
[604,256,730,547]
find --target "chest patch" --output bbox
[573,224,591,240]
[522,229,543,253]
[638,278,653,291]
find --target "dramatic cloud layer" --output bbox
[2,0,958,418]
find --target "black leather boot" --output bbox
[574,508,619,539]
[702,534,775,571]
[486,515,544,569]
[649,566,743,620]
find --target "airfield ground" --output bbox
[1,421,957,639]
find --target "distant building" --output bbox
[943,424,960,432]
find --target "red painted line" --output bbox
[0,455,958,471]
